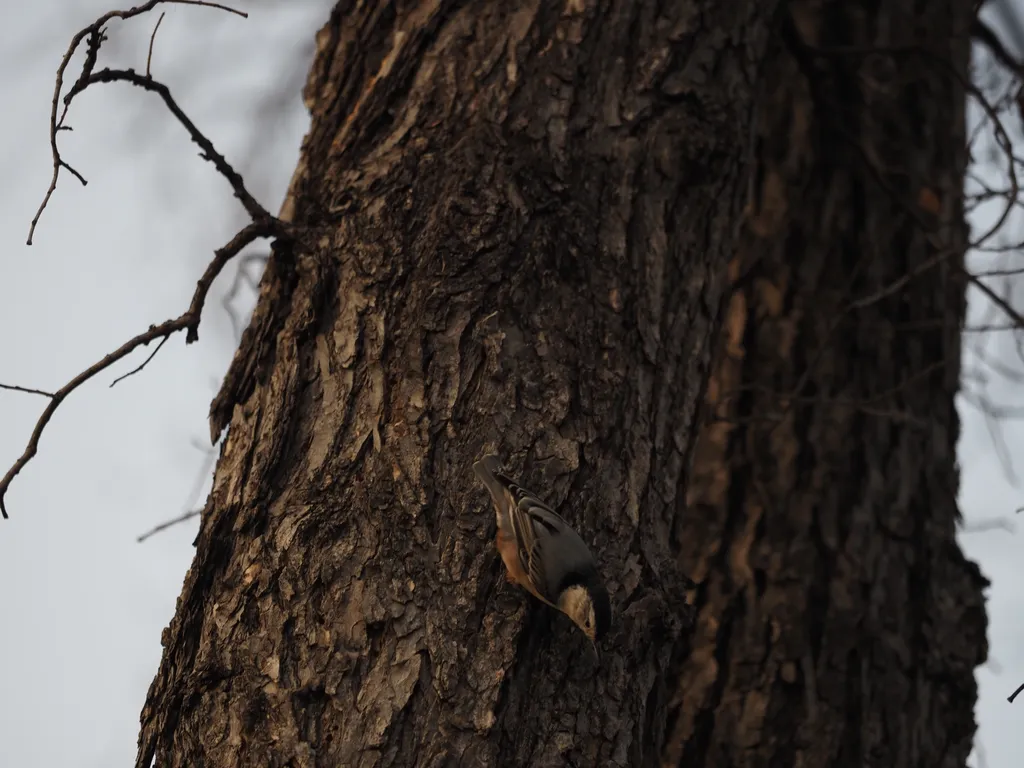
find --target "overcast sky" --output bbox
[0,3,1020,767]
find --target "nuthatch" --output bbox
[474,455,611,647]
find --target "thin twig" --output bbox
[27,0,247,245]
[69,68,269,223]
[973,17,1024,80]
[137,434,220,542]
[972,391,1020,485]
[967,272,1024,330]
[0,383,56,398]
[137,509,201,543]
[0,221,274,520]
[110,335,171,387]
[2,1,306,521]
[964,323,1024,332]
[140,247,258,542]
[223,252,268,338]
[146,12,166,78]
[972,266,1024,278]
[1009,681,1024,704]
[847,248,955,311]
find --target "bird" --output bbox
[473,454,611,648]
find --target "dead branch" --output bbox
[847,248,956,311]
[132,242,265,542]
[967,272,1024,332]
[137,509,201,543]
[223,252,269,339]
[135,252,264,542]
[110,335,171,387]
[0,383,57,398]
[27,0,248,245]
[0,221,273,520]
[68,68,269,221]
[137,427,222,542]
[146,12,167,78]
[965,388,1020,484]
[1009,681,1024,704]
[0,1,307,520]
[707,359,949,432]
[973,17,1024,81]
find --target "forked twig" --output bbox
[68,67,269,220]
[0,0,304,520]
[110,335,171,387]
[136,250,263,541]
[0,222,274,519]
[27,0,248,245]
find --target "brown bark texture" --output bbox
[665,0,988,766]
[138,1,771,765]
[134,0,986,767]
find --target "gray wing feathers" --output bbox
[474,456,514,532]
[474,455,593,602]
[509,496,551,597]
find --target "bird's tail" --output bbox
[474,455,510,528]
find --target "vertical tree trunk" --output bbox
[137,2,775,766]
[666,1,988,766]
[135,1,988,767]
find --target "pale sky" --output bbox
[0,3,1019,767]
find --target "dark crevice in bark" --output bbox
[838,647,864,766]
[682,603,738,767]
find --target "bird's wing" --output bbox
[504,479,572,603]
[474,456,513,530]
[474,455,576,602]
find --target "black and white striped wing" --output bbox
[499,474,571,603]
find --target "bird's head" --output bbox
[557,576,611,646]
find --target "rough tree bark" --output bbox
[665,1,989,766]
[135,1,986,767]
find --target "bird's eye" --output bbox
[585,619,591,628]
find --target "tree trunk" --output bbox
[665,1,989,766]
[135,1,986,767]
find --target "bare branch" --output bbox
[1,1,312,520]
[138,244,265,543]
[972,266,1024,278]
[967,272,1024,330]
[1009,681,1024,704]
[0,383,56,398]
[110,335,171,388]
[847,248,955,311]
[71,68,271,222]
[137,509,201,543]
[137,432,220,542]
[973,17,1024,80]
[223,252,268,338]
[966,389,1021,485]
[0,221,274,520]
[27,0,248,245]
[146,12,167,78]
[964,323,1024,332]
